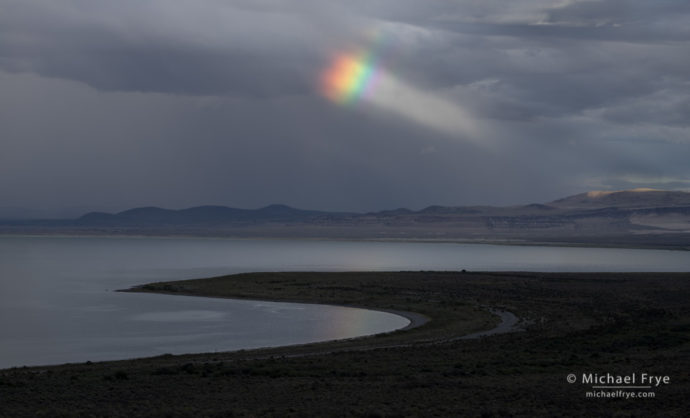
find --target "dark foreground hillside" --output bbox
[1,272,689,417]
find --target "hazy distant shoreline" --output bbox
[0,189,690,250]
[1,230,688,252]
[3,189,690,250]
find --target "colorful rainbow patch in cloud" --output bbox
[319,51,381,105]
[318,41,482,145]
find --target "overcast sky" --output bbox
[2,0,689,214]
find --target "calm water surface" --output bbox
[1,236,689,368]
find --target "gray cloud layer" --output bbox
[1,0,689,213]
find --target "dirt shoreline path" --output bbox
[456,309,520,340]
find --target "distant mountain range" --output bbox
[2,189,689,249]
[76,204,351,226]
[550,188,690,209]
[0,205,110,220]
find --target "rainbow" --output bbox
[319,51,381,105]
[318,37,481,144]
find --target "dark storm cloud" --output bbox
[1,0,689,213]
[543,0,690,40]
[0,0,333,96]
[341,1,690,124]
[418,0,690,43]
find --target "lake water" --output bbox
[1,236,689,369]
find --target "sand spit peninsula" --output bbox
[2,271,689,417]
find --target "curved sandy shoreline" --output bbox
[124,285,519,347]
[123,286,430,335]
